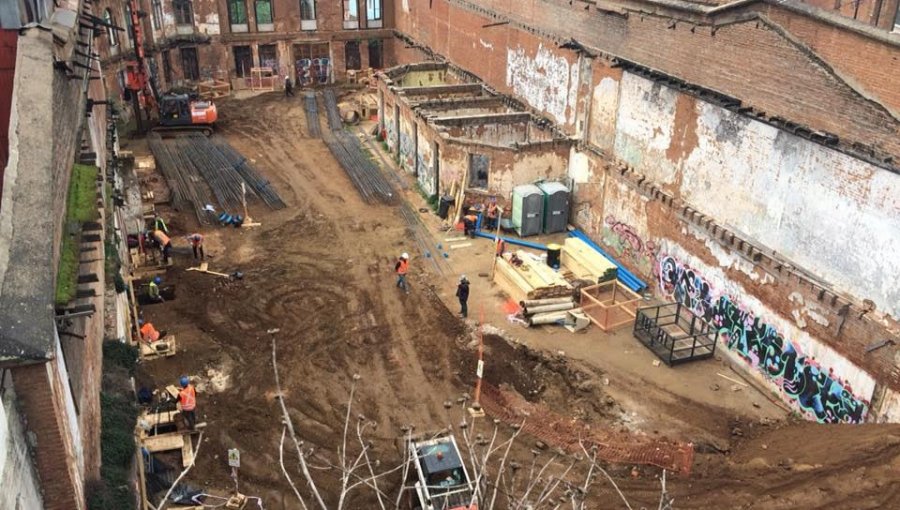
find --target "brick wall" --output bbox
[11,359,85,510]
[401,0,900,166]
[797,0,900,29]
[0,374,45,510]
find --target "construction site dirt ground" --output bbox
[127,91,900,509]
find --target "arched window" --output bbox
[104,9,119,47]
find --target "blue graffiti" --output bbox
[659,256,868,424]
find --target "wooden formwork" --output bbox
[579,280,642,331]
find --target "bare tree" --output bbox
[269,331,671,510]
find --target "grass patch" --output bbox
[56,164,99,305]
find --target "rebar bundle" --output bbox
[148,133,287,225]
[321,90,396,204]
[304,91,321,138]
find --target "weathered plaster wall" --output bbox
[398,108,416,173]
[0,378,44,510]
[505,42,579,126]
[610,71,900,319]
[416,124,437,195]
[382,92,397,152]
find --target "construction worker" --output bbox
[177,376,197,430]
[485,198,499,230]
[284,75,294,97]
[152,229,172,263]
[463,210,479,239]
[138,319,167,343]
[153,214,169,234]
[395,252,410,294]
[456,275,470,318]
[147,276,164,302]
[496,237,506,257]
[186,233,205,260]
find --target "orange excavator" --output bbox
[124,2,217,135]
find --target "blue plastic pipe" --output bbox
[568,229,647,292]
[474,231,547,251]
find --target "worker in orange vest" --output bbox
[152,229,172,263]
[395,252,410,294]
[463,210,479,238]
[138,319,167,343]
[185,233,205,260]
[177,376,197,430]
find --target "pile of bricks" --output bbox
[480,383,695,475]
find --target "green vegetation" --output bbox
[88,342,139,510]
[416,183,439,212]
[56,164,99,305]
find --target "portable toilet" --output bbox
[537,181,570,234]
[512,184,544,237]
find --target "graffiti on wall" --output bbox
[295,58,330,86]
[417,134,435,196]
[399,115,415,174]
[657,255,869,424]
[601,216,658,277]
[384,104,396,151]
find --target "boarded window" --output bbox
[345,41,361,71]
[233,45,253,77]
[468,154,489,189]
[293,43,330,85]
[180,47,199,81]
[367,40,383,69]
[259,44,278,72]
[162,50,173,84]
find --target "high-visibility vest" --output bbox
[397,259,409,275]
[179,385,196,411]
[148,282,160,298]
[153,230,171,246]
[464,215,477,223]
[140,323,160,342]
[154,217,168,233]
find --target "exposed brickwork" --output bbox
[403,0,900,165]
[11,362,85,510]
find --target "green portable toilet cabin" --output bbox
[512,184,544,237]
[536,181,570,234]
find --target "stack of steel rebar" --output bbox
[147,133,216,224]
[321,90,396,204]
[148,133,287,224]
[304,91,321,138]
[210,138,286,209]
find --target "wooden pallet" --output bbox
[140,336,177,360]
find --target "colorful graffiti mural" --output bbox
[600,216,658,277]
[658,255,869,424]
[295,57,331,86]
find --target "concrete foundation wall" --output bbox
[0,376,44,510]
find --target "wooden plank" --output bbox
[181,435,194,467]
[140,410,178,427]
[143,432,184,452]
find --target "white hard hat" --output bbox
[401,252,409,259]
[460,274,467,282]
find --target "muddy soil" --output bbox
[131,91,900,509]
